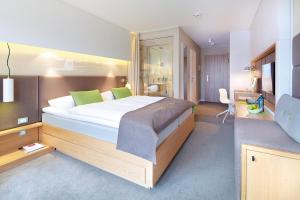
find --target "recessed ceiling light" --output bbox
[192,12,202,18]
[208,38,215,46]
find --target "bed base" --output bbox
[39,113,195,188]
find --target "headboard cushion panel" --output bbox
[293,68,300,99]
[293,34,300,67]
[38,76,126,118]
[293,34,300,98]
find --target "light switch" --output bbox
[18,117,28,125]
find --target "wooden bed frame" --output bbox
[39,113,195,188]
[38,76,195,188]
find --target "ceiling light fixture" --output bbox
[208,38,215,46]
[192,12,202,18]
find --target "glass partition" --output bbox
[139,37,173,97]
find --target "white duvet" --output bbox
[43,96,164,128]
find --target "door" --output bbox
[189,49,197,103]
[183,46,189,100]
[204,55,229,102]
[246,150,300,200]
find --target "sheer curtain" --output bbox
[127,32,139,95]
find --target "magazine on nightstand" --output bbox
[22,143,45,153]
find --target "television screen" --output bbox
[262,63,275,95]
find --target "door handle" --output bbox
[251,156,255,162]
[206,75,209,82]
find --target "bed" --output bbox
[38,77,195,188]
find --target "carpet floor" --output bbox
[0,103,235,200]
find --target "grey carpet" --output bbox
[0,103,235,200]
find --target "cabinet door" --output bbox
[246,150,300,200]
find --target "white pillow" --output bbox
[101,91,114,101]
[48,95,75,109]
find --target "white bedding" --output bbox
[43,96,165,128]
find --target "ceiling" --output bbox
[61,0,261,48]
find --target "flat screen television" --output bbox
[262,62,275,95]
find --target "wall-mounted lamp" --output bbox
[125,82,131,90]
[3,43,14,102]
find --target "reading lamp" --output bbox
[3,43,14,102]
[125,82,131,90]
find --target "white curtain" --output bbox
[128,32,139,95]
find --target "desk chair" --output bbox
[216,88,231,123]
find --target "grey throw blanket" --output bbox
[116,98,194,164]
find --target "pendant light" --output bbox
[3,43,14,102]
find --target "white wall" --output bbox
[251,0,292,102]
[229,31,252,100]
[0,42,128,77]
[200,46,229,101]
[251,0,278,57]
[0,0,130,60]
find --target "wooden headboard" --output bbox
[38,76,126,118]
[293,34,300,98]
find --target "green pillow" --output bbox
[111,87,132,99]
[70,89,103,106]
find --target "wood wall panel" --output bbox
[252,44,276,106]
[266,52,275,64]
[255,60,262,93]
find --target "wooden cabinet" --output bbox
[242,145,300,200]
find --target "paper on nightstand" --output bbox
[22,143,45,153]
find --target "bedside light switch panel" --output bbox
[18,117,28,125]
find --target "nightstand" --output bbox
[0,123,53,172]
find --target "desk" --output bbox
[235,101,274,121]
